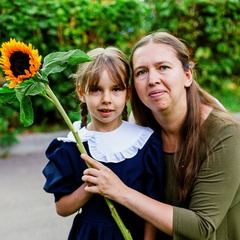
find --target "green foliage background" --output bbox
[0,0,240,147]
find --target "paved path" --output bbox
[0,113,239,240]
[0,130,74,240]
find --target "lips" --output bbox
[148,89,166,97]
[99,108,113,113]
[98,108,113,117]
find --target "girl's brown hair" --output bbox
[72,47,130,128]
[130,31,234,201]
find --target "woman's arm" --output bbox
[55,182,93,217]
[81,154,173,236]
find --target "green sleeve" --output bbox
[173,123,240,239]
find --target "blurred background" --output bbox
[0,0,240,151]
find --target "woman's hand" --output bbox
[81,154,173,235]
[81,154,127,201]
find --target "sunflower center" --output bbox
[10,51,30,77]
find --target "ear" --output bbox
[184,68,193,88]
[76,85,86,103]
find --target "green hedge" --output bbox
[0,0,240,148]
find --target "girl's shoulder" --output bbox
[45,137,81,163]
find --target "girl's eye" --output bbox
[89,87,101,93]
[112,87,122,92]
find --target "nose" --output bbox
[102,90,111,104]
[148,69,161,85]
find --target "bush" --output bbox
[0,0,150,146]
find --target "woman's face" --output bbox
[132,43,192,116]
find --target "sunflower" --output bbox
[0,38,42,88]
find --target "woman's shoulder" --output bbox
[206,109,240,129]
[205,109,240,142]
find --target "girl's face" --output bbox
[132,43,192,117]
[78,69,129,132]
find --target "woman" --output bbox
[81,31,240,239]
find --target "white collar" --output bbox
[57,121,153,163]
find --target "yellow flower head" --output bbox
[0,38,42,88]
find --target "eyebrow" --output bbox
[133,65,145,72]
[134,61,172,71]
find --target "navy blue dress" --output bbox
[43,121,164,240]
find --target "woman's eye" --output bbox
[160,65,169,71]
[136,69,147,76]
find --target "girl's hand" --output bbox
[81,154,126,200]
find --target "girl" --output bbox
[43,47,164,240]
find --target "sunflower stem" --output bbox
[44,83,132,240]
[104,198,133,239]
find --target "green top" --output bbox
[163,109,240,240]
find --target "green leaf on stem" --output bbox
[0,85,16,103]
[19,95,34,127]
[23,82,46,96]
[15,81,45,97]
[15,85,36,127]
[40,49,92,79]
